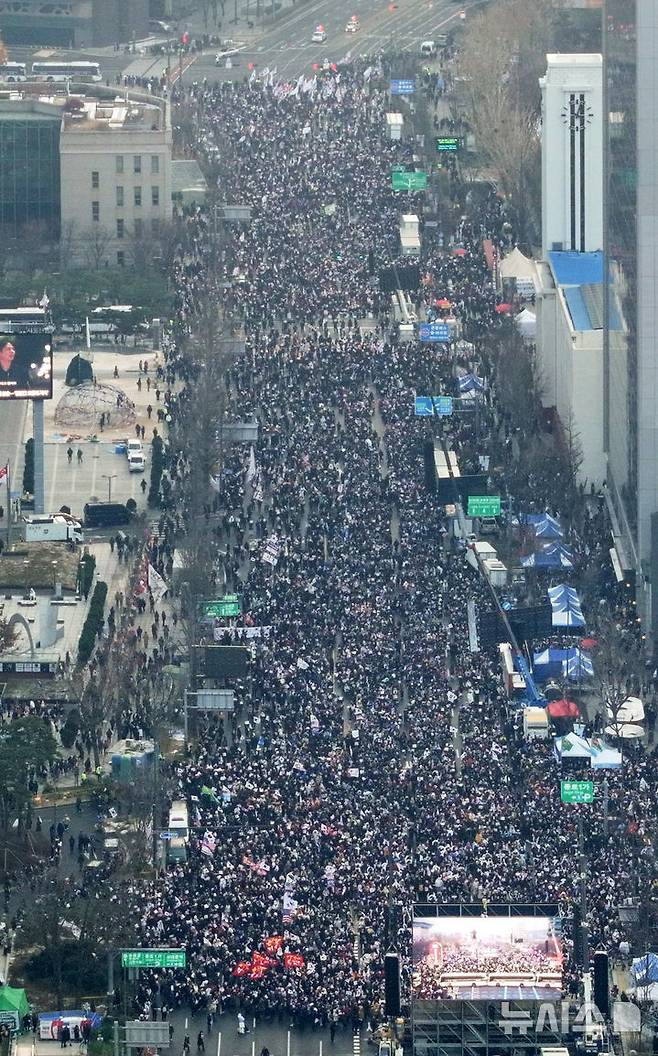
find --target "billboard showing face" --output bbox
[0,333,53,400]
[412,913,563,1000]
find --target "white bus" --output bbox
[0,62,27,82]
[31,61,102,83]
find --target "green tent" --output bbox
[0,986,30,1030]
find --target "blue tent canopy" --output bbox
[533,647,593,681]
[548,584,585,627]
[535,515,563,540]
[458,373,485,394]
[632,953,658,985]
[522,543,574,569]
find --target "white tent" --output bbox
[606,696,645,724]
[605,722,644,740]
[499,247,535,280]
[514,307,536,341]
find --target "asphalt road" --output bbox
[3,0,469,87]
[188,0,466,83]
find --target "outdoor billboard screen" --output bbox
[0,332,53,400]
[412,910,563,1000]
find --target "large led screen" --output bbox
[412,913,563,1000]
[0,333,53,400]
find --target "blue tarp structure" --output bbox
[533,647,593,681]
[458,373,485,396]
[522,543,575,569]
[548,584,585,628]
[554,733,622,769]
[631,953,658,985]
[535,515,563,540]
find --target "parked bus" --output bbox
[31,61,102,82]
[0,62,27,82]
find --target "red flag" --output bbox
[252,951,277,970]
[284,953,305,970]
[263,935,284,954]
[232,962,251,977]
[248,964,268,980]
[0,464,8,482]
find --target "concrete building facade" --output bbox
[59,93,173,268]
[0,0,148,47]
[540,54,603,257]
[604,0,658,638]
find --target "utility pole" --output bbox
[579,814,589,972]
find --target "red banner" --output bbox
[232,962,251,977]
[284,953,305,970]
[263,935,284,954]
[252,951,277,970]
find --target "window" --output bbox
[151,155,160,175]
[151,186,160,207]
[134,186,142,207]
[134,218,143,238]
[91,201,99,222]
[117,250,125,267]
[151,218,160,236]
[116,218,124,239]
[133,155,142,174]
[91,170,99,189]
[116,186,124,207]
[116,155,124,174]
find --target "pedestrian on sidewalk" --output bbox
[196,1033,204,1053]
[183,1035,190,1056]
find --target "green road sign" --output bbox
[561,780,594,804]
[203,594,242,618]
[391,170,428,192]
[467,495,501,518]
[436,136,460,153]
[121,949,187,969]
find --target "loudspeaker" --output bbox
[593,949,610,1017]
[384,952,401,1018]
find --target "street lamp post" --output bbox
[102,474,117,503]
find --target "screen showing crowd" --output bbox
[0,333,53,400]
[412,913,563,1000]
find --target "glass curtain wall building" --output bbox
[0,104,61,238]
[604,0,658,638]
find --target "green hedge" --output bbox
[23,438,34,495]
[77,580,108,666]
[79,553,96,599]
[148,435,164,508]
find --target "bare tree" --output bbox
[592,615,645,735]
[80,225,113,270]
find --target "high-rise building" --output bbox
[0,0,148,47]
[0,99,61,238]
[540,53,603,257]
[603,1,658,634]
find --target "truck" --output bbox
[399,213,421,257]
[22,514,83,544]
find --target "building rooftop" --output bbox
[548,252,621,332]
[0,88,167,132]
[548,250,604,286]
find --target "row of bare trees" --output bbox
[454,0,561,244]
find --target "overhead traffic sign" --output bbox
[561,780,594,804]
[392,170,427,192]
[159,831,174,840]
[414,396,453,417]
[121,949,187,969]
[390,78,415,95]
[203,594,242,618]
[436,136,460,153]
[467,495,501,518]
[419,321,451,342]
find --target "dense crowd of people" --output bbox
[101,59,650,1033]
